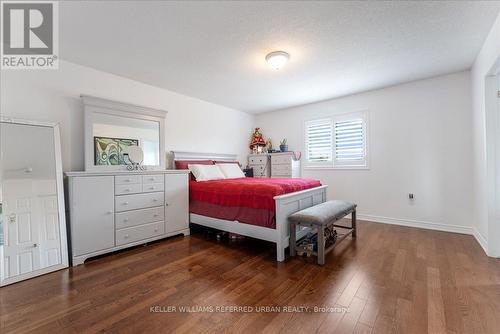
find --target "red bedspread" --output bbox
[189,177,321,229]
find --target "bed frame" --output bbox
[172,151,328,262]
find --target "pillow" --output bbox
[175,159,213,170]
[216,163,245,179]
[188,164,226,181]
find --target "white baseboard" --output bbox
[355,214,493,256]
[472,227,489,255]
[356,214,473,235]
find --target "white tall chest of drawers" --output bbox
[65,170,190,265]
[270,152,301,178]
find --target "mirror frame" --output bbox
[82,95,167,171]
[0,117,69,286]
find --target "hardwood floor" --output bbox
[1,221,500,334]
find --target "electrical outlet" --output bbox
[408,193,414,200]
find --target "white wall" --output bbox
[0,60,254,171]
[256,71,474,233]
[471,11,500,256]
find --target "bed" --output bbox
[171,151,328,261]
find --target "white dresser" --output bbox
[270,152,301,178]
[65,170,190,265]
[248,154,271,177]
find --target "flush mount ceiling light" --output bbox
[265,51,290,70]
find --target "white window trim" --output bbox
[304,110,370,170]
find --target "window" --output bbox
[305,118,333,167]
[305,111,368,169]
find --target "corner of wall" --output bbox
[473,227,489,255]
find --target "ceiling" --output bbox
[60,1,500,113]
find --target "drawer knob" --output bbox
[107,211,113,215]
[124,234,129,239]
[123,202,129,205]
[149,187,154,190]
[124,218,129,222]
[125,179,131,182]
[154,228,158,232]
[153,199,158,202]
[124,188,130,192]
[153,214,158,217]
[149,178,155,181]
[165,202,169,206]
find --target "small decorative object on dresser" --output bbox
[65,170,190,265]
[248,153,270,178]
[125,145,146,171]
[270,151,301,178]
[249,128,266,154]
[279,138,288,152]
[265,139,273,153]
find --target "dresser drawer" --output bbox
[115,206,164,229]
[142,182,164,193]
[271,154,292,165]
[115,192,164,212]
[251,164,268,176]
[115,183,142,195]
[142,174,165,184]
[272,164,292,174]
[115,175,142,185]
[249,156,267,165]
[115,221,165,246]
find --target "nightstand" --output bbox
[243,168,254,177]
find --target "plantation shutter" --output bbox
[305,119,333,166]
[334,118,365,162]
[305,111,368,169]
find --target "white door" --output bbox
[0,122,67,285]
[2,188,41,277]
[164,174,189,233]
[39,195,62,267]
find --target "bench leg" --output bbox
[290,222,297,257]
[352,209,357,238]
[317,226,325,265]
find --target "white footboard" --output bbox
[189,185,328,262]
[274,185,328,261]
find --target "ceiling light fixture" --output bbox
[265,51,290,70]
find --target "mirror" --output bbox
[92,113,157,166]
[0,120,68,286]
[83,95,167,171]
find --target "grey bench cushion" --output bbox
[288,200,356,226]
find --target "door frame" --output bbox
[483,57,500,258]
[0,117,68,286]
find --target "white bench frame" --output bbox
[172,151,328,261]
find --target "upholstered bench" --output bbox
[289,200,357,265]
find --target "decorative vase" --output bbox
[279,144,288,152]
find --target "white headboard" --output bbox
[170,151,238,168]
